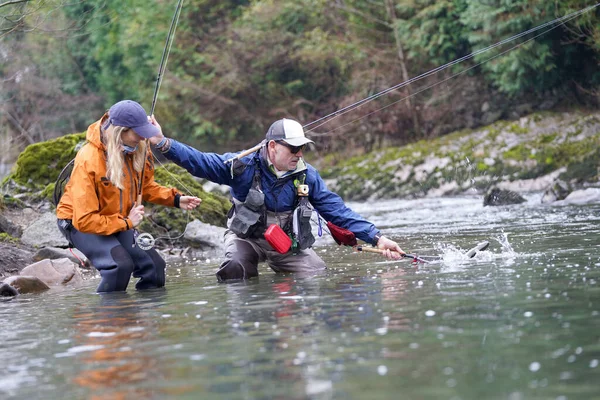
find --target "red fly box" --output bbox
[264,224,291,254]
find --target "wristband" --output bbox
[372,232,382,247]
[156,137,167,148]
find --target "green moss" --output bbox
[507,122,529,135]
[0,233,19,244]
[10,133,86,190]
[1,195,27,209]
[503,143,533,161]
[150,163,230,228]
[539,133,557,144]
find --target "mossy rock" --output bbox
[7,133,86,191]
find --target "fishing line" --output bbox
[310,10,583,138]
[303,3,600,134]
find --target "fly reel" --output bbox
[136,232,156,250]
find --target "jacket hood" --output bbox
[86,117,107,151]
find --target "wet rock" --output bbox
[33,246,90,268]
[2,275,50,294]
[541,180,572,204]
[559,188,600,205]
[0,214,23,237]
[483,188,526,206]
[0,242,34,277]
[184,220,227,251]
[0,282,18,297]
[20,258,83,286]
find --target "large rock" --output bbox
[0,242,34,277]
[20,258,83,286]
[2,275,50,294]
[21,212,69,248]
[33,246,90,268]
[0,214,23,237]
[541,179,572,204]
[184,220,227,250]
[483,187,527,206]
[558,188,600,205]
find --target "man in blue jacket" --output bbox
[149,118,404,281]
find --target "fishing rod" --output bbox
[134,0,188,250]
[354,246,431,263]
[302,2,600,134]
[138,0,185,205]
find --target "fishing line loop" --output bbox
[303,3,600,134]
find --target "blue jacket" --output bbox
[163,140,381,245]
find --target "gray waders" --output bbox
[58,220,165,292]
[216,217,326,282]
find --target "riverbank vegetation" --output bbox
[1,0,599,167]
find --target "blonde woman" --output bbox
[56,100,201,292]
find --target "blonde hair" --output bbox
[104,124,146,190]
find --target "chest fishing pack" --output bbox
[263,175,315,254]
[291,180,315,251]
[229,159,267,239]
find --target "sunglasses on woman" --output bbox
[277,141,306,154]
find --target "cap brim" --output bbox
[282,137,314,146]
[132,123,159,139]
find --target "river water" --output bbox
[2,195,600,400]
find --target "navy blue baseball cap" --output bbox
[108,100,159,139]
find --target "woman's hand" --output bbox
[179,196,202,210]
[376,235,405,260]
[148,115,164,145]
[128,203,145,228]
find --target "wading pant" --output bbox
[216,230,327,281]
[58,220,165,292]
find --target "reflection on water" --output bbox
[66,292,166,399]
[1,197,600,399]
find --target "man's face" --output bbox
[268,140,305,171]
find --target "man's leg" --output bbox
[266,247,327,275]
[216,230,264,281]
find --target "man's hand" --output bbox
[179,196,202,210]
[148,115,165,145]
[376,235,405,260]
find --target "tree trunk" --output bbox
[384,0,421,138]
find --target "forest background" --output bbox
[1,0,599,170]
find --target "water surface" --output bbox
[2,195,600,399]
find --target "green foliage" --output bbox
[460,0,599,96]
[3,0,600,158]
[395,0,470,67]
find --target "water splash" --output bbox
[495,230,516,256]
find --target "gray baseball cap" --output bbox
[108,100,159,139]
[265,118,314,147]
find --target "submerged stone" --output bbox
[483,188,526,206]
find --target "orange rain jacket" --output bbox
[56,119,180,235]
